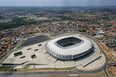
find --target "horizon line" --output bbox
[0,5,116,7]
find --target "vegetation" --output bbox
[16,67,76,71]
[43,10,72,14]
[16,43,23,49]
[57,16,73,20]
[101,16,111,20]
[78,19,91,22]
[63,43,77,47]
[78,30,86,32]
[16,40,26,49]
[0,17,37,30]
[85,14,96,17]
[0,16,4,19]
[14,51,22,57]
[0,66,11,72]
[78,19,100,24]
[23,66,30,69]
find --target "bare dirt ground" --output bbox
[79,71,107,77]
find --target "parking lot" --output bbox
[21,35,50,47]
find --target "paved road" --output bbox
[95,40,109,77]
[76,31,116,77]
[0,33,37,64]
[76,31,110,76]
[0,37,24,64]
[0,32,116,77]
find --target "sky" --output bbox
[0,0,116,6]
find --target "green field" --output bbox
[0,17,37,30]
[85,14,96,17]
[0,66,11,72]
[63,43,77,47]
[16,43,23,49]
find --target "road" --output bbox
[0,32,116,77]
[0,37,25,64]
[76,31,116,77]
[0,33,37,64]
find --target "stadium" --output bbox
[46,35,93,60]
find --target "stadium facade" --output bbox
[46,35,93,60]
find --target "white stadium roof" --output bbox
[46,35,93,60]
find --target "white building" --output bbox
[46,35,93,60]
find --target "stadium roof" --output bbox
[46,35,93,55]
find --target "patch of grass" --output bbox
[85,14,96,17]
[62,43,77,47]
[0,66,11,72]
[79,71,107,77]
[48,74,68,76]
[24,66,30,69]
[77,30,86,32]
[0,17,37,30]
[16,43,23,49]
[16,67,76,72]
[57,16,73,20]
[16,40,25,49]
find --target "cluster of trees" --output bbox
[57,16,73,20]
[45,9,73,14]
[0,16,4,19]
[78,29,86,32]
[101,16,111,21]
[0,18,37,30]
[78,19,100,24]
